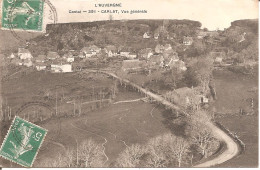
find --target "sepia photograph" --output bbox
[0,0,258,168]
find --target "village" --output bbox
[0,18,258,168]
[4,24,253,111]
[7,28,235,73]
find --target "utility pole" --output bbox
[55,90,58,116]
[79,97,82,116]
[99,89,102,107]
[76,139,79,166]
[8,106,11,120]
[73,99,76,116]
[92,86,95,100]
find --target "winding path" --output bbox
[84,69,240,167]
[194,122,239,167]
[113,98,147,104]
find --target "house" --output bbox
[105,45,118,57]
[36,55,46,63]
[81,47,90,54]
[78,52,85,58]
[149,54,164,67]
[197,30,219,39]
[154,32,160,40]
[51,63,61,72]
[120,51,130,57]
[51,63,72,73]
[61,64,72,72]
[183,36,193,45]
[127,53,137,60]
[210,50,226,64]
[139,48,153,59]
[239,32,246,43]
[85,52,94,58]
[143,32,151,39]
[81,47,97,58]
[167,33,176,40]
[121,59,143,72]
[18,48,33,60]
[66,57,74,63]
[167,60,187,71]
[23,59,33,67]
[200,95,209,103]
[8,53,16,59]
[197,31,208,39]
[214,57,223,64]
[47,52,60,60]
[107,50,116,57]
[63,53,75,62]
[11,58,22,66]
[36,63,47,71]
[155,44,165,53]
[165,54,180,67]
[164,44,172,51]
[165,87,205,108]
[89,45,101,53]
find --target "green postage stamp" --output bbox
[0,116,47,167]
[1,0,44,31]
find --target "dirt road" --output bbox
[194,122,239,167]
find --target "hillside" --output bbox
[1,19,257,62]
[222,19,258,53]
[231,19,258,34]
[28,19,202,56]
[0,30,42,53]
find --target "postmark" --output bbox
[1,0,58,43]
[0,116,47,167]
[2,0,44,31]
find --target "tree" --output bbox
[146,134,190,167]
[146,135,169,167]
[148,71,162,83]
[116,144,146,167]
[110,81,118,99]
[185,57,214,94]
[185,110,218,158]
[38,139,105,168]
[170,137,190,167]
[38,148,75,167]
[78,139,105,167]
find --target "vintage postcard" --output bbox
[0,0,258,168]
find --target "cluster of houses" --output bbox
[143,30,194,45]
[7,45,138,73]
[8,43,188,75]
[9,49,73,73]
[121,43,187,73]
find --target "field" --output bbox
[0,71,191,167]
[212,69,258,167]
[1,87,187,167]
[1,70,115,120]
[0,30,42,52]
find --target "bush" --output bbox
[37,138,106,168]
[115,133,191,168]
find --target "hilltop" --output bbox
[28,19,202,56]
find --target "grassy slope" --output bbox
[212,69,258,167]
[0,30,42,52]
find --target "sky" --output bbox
[47,0,258,30]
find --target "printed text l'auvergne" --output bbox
[94,3,122,7]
